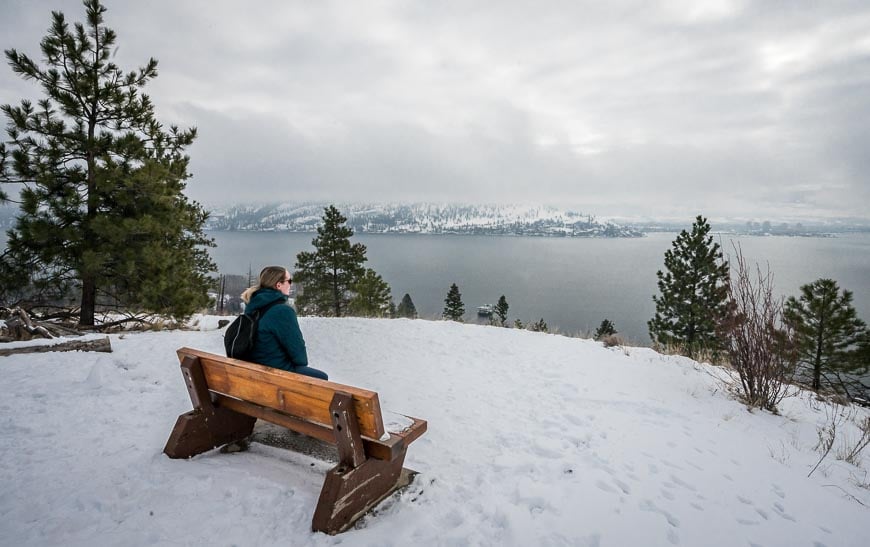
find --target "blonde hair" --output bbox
[241,266,289,303]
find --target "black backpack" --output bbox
[224,299,283,359]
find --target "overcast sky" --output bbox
[2,0,869,222]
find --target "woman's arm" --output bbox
[274,306,309,367]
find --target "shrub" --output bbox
[717,245,795,413]
[529,318,548,333]
[601,333,625,348]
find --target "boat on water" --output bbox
[477,304,494,317]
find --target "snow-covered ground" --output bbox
[1,317,868,546]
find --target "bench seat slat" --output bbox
[177,347,386,440]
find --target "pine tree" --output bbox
[0,0,214,324]
[294,205,367,316]
[530,318,548,332]
[349,269,392,317]
[442,283,465,322]
[648,215,729,358]
[594,319,617,341]
[396,293,418,319]
[783,279,867,393]
[494,295,509,327]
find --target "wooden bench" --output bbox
[163,347,427,534]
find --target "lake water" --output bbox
[2,228,866,343]
[206,231,870,345]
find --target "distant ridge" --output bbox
[205,202,643,238]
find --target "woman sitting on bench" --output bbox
[240,266,329,380]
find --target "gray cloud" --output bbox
[2,0,869,221]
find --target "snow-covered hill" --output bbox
[1,318,868,546]
[206,202,643,237]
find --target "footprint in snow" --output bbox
[639,499,681,528]
[612,478,631,494]
[530,442,562,459]
[439,509,464,528]
[773,502,796,522]
[668,474,697,492]
[595,480,616,494]
[661,460,684,471]
[686,461,704,471]
[564,414,587,426]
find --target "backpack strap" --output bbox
[250,298,284,319]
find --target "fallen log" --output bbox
[0,336,112,357]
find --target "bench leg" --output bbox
[311,447,409,534]
[164,354,257,459]
[163,407,256,459]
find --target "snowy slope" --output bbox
[1,317,868,546]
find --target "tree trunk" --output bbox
[80,274,96,327]
[80,38,100,328]
[813,309,826,390]
[333,267,341,317]
[812,342,823,391]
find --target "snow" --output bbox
[1,316,869,546]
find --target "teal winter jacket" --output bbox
[245,288,308,371]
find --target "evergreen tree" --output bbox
[294,205,367,316]
[648,215,729,358]
[594,319,617,341]
[442,283,465,321]
[396,293,418,319]
[494,295,509,327]
[783,279,867,392]
[514,318,524,329]
[530,318,548,332]
[0,0,214,324]
[349,268,392,317]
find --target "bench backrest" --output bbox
[176,347,386,440]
